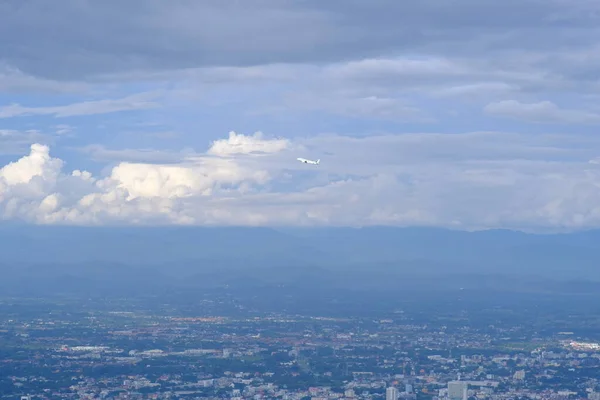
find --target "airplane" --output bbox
[297,157,320,165]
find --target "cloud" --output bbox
[1,0,599,81]
[274,92,429,122]
[76,144,195,164]
[54,124,74,136]
[126,52,599,124]
[2,8,598,128]
[0,129,55,155]
[484,100,600,124]
[0,63,87,93]
[2,130,600,231]
[207,131,291,156]
[0,92,160,118]
[0,132,283,225]
[0,143,62,186]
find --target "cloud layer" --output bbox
[2,130,600,231]
[2,0,600,80]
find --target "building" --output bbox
[448,381,467,400]
[513,370,525,380]
[386,386,399,400]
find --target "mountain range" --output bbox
[0,225,600,281]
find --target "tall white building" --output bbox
[448,381,468,400]
[386,386,399,400]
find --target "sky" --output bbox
[1,0,600,231]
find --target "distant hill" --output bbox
[0,225,599,291]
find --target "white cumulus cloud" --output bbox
[207,131,291,156]
[2,130,600,231]
[0,131,284,225]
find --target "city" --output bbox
[1,286,599,400]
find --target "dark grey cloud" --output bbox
[1,0,598,80]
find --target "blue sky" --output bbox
[1,0,600,231]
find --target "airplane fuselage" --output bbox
[297,157,320,165]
